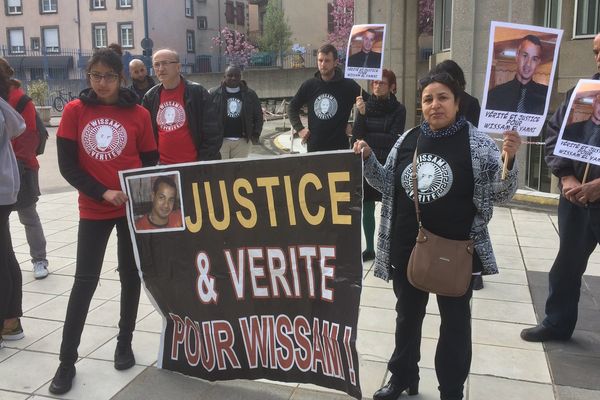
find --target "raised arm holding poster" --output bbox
[553,80,600,166]
[479,21,563,136]
[119,151,363,399]
[345,24,386,81]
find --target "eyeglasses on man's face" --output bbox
[88,72,119,83]
[152,60,179,69]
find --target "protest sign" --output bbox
[120,151,363,399]
[345,24,386,81]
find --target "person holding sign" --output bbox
[521,33,600,343]
[352,69,406,261]
[486,35,548,115]
[289,44,361,152]
[49,49,158,395]
[353,71,520,400]
[347,29,382,68]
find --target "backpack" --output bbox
[15,94,49,155]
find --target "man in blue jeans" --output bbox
[521,33,600,342]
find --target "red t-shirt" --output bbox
[57,100,157,219]
[9,86,39,170]
[135,212,183,230]
[157,80,197,164]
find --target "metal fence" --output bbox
[0,45,321,111]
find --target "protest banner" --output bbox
[345,24,386,81]
[553,80,600,167]
[120,151,363,399]
[479,21,563,136]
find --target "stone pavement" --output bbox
[2,190,600,400]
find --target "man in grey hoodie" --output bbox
[0,96,26,348]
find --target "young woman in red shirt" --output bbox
[49,48,158,395]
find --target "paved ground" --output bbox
[2,120,599,399]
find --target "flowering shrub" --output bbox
[327,0,354,57]
[212,27,257,67]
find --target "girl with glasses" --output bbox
[49,48,158,395]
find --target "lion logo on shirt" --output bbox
[227,98,242,118]
[81,118,127,161]
[401,153,453,203]
[157,101,186,131]
[314,94,338,120]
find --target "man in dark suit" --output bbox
[562,94,600,145]
[486,35,549,115]
[347,29,382,68]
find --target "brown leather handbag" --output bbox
[406,148,474,297]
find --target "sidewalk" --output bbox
[1,187,599,399]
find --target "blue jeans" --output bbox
[543,197,599,337]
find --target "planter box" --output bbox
[35,105,52,126]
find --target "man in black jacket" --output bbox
[486,35,548,115]
[289,44,361,152]
[207,65,263,159]
[521,33,600,343]
[142,48,221,164]
[128,59,155,104]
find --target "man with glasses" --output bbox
[142,48,222,164]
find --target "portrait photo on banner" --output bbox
[479,21,562,136]
[126,171,185,233]
[554,80,600,165]
[344,24,386,81]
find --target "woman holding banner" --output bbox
[352,69,406,260]
[353,71,520,400]
[49,48,158,395]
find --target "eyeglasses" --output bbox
[372,80,388,86]
[152,60,179,69]
[88,72,119,83]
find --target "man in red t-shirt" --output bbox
[135,176,182,230]
[142,49,222,164]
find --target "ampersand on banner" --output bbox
[195,251,218,304]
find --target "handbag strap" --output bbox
[411,145,422,227]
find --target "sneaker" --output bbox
[33,260,49,279]
[49,363,76,395]
[362,250,375,261]
[114,342,136,370]
[2,319,24,340]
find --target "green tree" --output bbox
[258,1,292,55]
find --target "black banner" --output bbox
[120,151,363,398]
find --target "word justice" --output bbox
[184,172,352,232]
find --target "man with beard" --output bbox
[128,59,155,104]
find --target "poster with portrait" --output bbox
[345,24,386,80]
[553,80,600,165]
[479,21,563,136]
[120,151,364,399]
[127,172,186,233]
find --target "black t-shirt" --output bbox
[224,90,244,138]
[390,125,478,270]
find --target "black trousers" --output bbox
[59,217,141,365]
[543,197,600,337]
[388,254,473,400]
[0,204,22,327]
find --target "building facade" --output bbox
[0,0,249,79]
